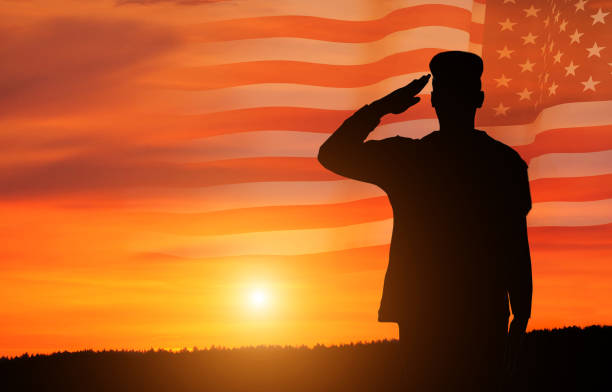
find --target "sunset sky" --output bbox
[1,0,611,357]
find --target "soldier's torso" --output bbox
[379,130,517,322]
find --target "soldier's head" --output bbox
[429,51,485,127]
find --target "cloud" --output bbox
[0,17,180,117]
[116,0,230,5]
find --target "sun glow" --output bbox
[249,288,268,309]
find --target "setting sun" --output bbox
[248,289,269,310]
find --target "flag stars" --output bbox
[581,76,600,91]
[548,81,558,96]
[586,42,605,58]
[519,59,536,72]
[565,61,579,76]
[523,5,540,17]
[554,11,560,22]
[493,102,510,116]
[497,45,514,59]
[517,88,533,101]
[521,32,538,45]
[494,74,512,87]
[591,8,609,25]
[543,17,550,27]
[559,20,568,32]
[553,50,563,64]
[574,0,588,12]
[569,29,584,44]
[498,18,517,31]
[548,41,555,53]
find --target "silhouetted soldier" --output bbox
[318,51,532,391]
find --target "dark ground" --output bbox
[1,326,610,392]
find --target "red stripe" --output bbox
[151,49,440,90]
[1,157,333,197]
[469,21,484,44]
[531,174,612,203]
[184,5,472,43]
[189,157,335,186]
[515,125,612,163]
[529,222,612,248]
[166,99,436,139]
[121,196,392,236]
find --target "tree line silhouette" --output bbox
[1,326,609,391]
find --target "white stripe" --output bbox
[527,199,612,227]
[471,2,485,24]
[529,150,612,181]
[179,27,469,66]
[186,0,475,22]
[165,219,393,258]
[482,101,612,145]
[172,131,328,162]
[122,180,385,213]
[161,199,612,257]
[169,124,435,162]
[468,42,482,55]
[164,73,433,114]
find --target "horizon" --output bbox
[3,324,609,360]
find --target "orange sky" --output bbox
[1,0,611,357]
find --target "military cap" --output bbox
[429,51,483,91]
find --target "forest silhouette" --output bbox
[2,326,610,391]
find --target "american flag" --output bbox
[149,0,612,326]
[108,0,607,327]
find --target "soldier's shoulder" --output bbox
[371,133,432,151]
[377,134,424,146]
[420,130,441,142]
[385,131,441,148]
[367,135,406,146]
[476,130,527,169]
[364,135,416,154]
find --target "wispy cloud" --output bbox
[0,17,179,117]
[116,0,231,5]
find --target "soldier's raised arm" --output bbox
[317,74,430,184]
